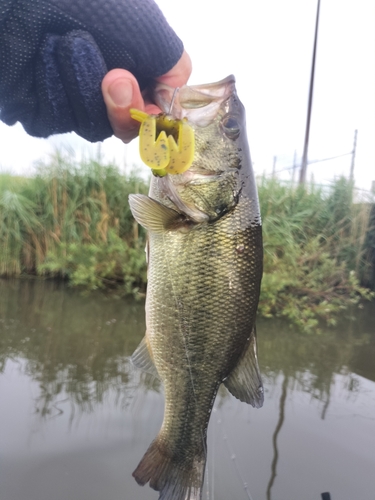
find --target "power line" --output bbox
[308,151,352,165]
[272,151,352,175]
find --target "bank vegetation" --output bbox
[1,152,374,330]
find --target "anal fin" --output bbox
[131,335,160,380]
[223,326,264,408]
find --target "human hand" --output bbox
[102,50,192,143]
[0,0,187,142]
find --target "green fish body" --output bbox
[129,75,263,500]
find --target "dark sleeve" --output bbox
[0,0,184,141]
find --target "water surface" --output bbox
[1,279,374,500]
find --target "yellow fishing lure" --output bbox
[130,109,195,176]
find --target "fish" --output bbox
[129,75,263,500]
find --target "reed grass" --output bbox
[0,152,373,329]
[0,151,148,291]
[257,176,374,329]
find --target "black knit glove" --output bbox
[0,0,183,142]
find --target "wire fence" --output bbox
[272,151,353,176]
[261,148,374,202]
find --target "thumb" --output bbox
[102,69,158,143]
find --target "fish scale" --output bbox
[129,75,263,500]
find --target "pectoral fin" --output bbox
[131,335,160,380]
[223,326,264,408]
[129,194,184,233]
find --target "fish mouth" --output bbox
[153,75,237,127]
[180,75,236,99]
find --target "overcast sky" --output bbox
[1,0,374,190]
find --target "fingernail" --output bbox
[107,79,133,107]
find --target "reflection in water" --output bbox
[1,279,374,417]
[0,279,148,418]
[1,279,375,500]
[266,374,288,500]
[321,384,331,420]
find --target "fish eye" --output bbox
[221,116,240,140]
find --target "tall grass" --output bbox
[258,176,374,329]
[0,151,149,292]
[0,153,373,329]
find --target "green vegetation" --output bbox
[0,152,148,292]
[0,152,374,330]
[258,177,374,329]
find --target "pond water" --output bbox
[0,279,374,500]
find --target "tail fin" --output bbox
[133,437,205,500]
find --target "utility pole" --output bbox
[349,129,358,182]
[299,0,321,185]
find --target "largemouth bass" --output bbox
[129,75,263,500]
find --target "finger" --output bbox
[156,50,192,87]
[102,51,192,143]
[102,69,147,143]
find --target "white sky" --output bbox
[0,0,374,190]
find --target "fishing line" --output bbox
[211,407,217,500]
[161,231,212,500]
[162,232,198,400]
[168,87,180,115]
[216,407,254,500]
